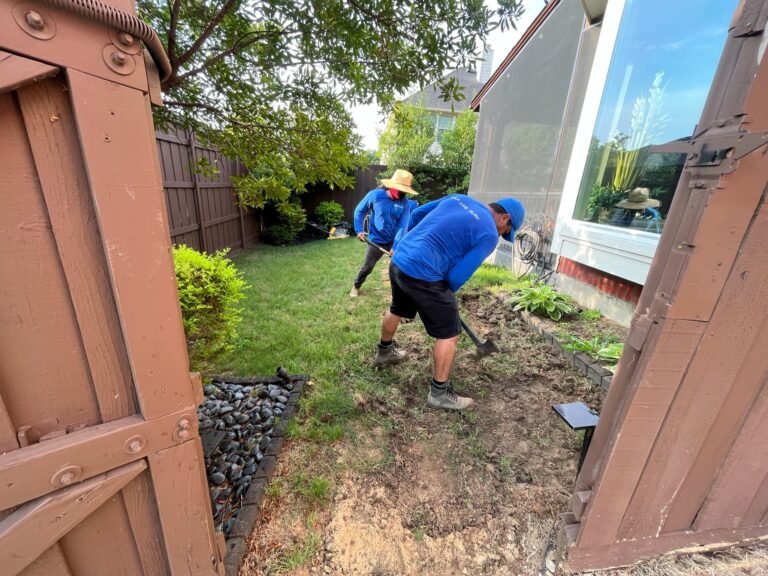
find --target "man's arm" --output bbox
[392,200,414,250]
[446,236,498,292]
[353,191,375,236]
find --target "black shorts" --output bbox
[389,264,460,339]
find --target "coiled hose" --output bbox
[40,0,172,82]
[514,226,541,266]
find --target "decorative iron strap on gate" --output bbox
[564,1,768,570]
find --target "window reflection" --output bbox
[573,0,736,233]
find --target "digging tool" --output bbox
[363,235,392,256]
[460,318,499,358]
[364,236,500,358]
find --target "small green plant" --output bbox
[510,284,574,321]
[586,184,622,221]
[293,473,332,505]
[263,201,307,245]
[578,308,602,322]
[597,342,624,365]
[562,334,623,367]
[314,201,345,228]
[173,245,247,370]
[273,529,322,573]
[562,335,605,357]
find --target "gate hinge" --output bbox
[652,120,768,179]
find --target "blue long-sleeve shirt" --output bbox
[392,195,499,292]
[353,188,412,245]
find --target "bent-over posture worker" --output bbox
[373,194,525,410]
[350,169,417,297]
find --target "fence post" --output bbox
[235,158,247,251]
[187,128,209,253]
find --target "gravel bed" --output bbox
[198,374,303,536]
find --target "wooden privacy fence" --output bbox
[302,164,387,221]
[0,1,222,574]
[565,2,768,570]
[156,129,259,254]
[157,134,386,251]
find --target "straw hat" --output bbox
[615,187,660,209]
[381,169,418,195]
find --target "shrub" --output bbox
[263,201,307,245]
[510,284,574,321]
[314,201,345,228]
[173,245,247,369]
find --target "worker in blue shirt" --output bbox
[350,169,417,297]
[374,194,525,411]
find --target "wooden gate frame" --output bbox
[0,0,223,573]
[564,0,768,570]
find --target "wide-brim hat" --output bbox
[615,187,660,209]
[381,169,418,195]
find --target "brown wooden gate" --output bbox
[565,0,768,570]
[0,1,222,574]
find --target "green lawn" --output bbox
[215,239,531,436]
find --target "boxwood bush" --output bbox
[314,201,345,228]
[173,245,247,370]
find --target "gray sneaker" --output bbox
[373,343,407,368]
[427,384,475,411]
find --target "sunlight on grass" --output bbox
[465,263,534,293]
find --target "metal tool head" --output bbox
[474,338,500,358]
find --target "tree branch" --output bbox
[175,0,239,69]
[175,29,281,83]
[167,0,182,64]
[164,100,252,128]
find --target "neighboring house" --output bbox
[403,56,492,152]
[469,0,738,324]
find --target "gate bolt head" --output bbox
[59,472,75,485]
[25,10,45,30]
[175,418,192,440]
[123,434,147,454]
[118,32,135,46]
[111,52,128,66]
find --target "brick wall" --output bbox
[556,257,643,304]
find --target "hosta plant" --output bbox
[510,285,574,321]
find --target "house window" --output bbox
[572,0,736,233]
[435,115,454,142]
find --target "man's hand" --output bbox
[357,232,366,242]
[389,249,394,256]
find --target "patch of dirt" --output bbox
[240,290,603,575]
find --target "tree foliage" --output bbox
[138,0,524,208]
[378,104,479,196]
[378,101,436,167]
[440,109,478,171]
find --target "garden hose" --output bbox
[40,0,172,82]
[514,225,541,265]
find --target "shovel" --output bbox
[364,236,499,358]
[460,318,499,358]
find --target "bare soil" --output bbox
[240,289,603,575]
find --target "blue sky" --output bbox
[592,0,737,145]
